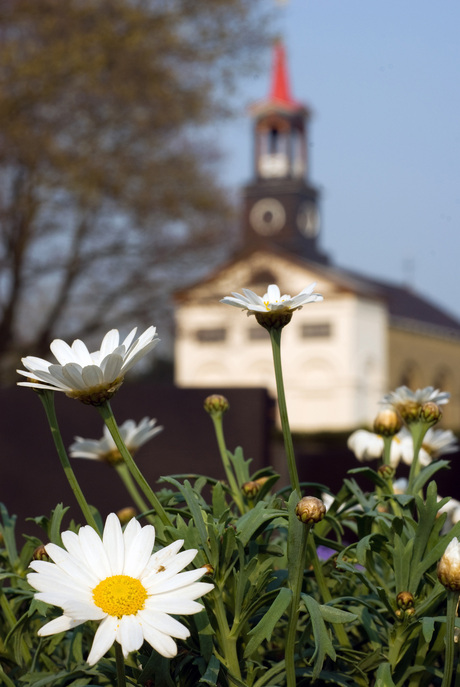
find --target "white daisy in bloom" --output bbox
[69,418,163,466]
[27,513,213,665]
[347,429,405,467]
[220,283,323,314]
[398,427,458,466]
[17,327,159,404]
[382,385,450,408]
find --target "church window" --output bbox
[195,328,226,343]
[301,323,331,338]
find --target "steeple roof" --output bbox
[249,40,308,117]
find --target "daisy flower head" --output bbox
[27,513,213,665]
[347,429,405,468]
[221,283,323,330]
[69,417,163,466]
[17,327,159,405]
[381,385,450,424]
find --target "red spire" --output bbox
[270,41,293,104]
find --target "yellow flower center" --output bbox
[93,575,147,617]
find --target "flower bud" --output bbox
[203,394,229,416]
[420,401,442,425]
[32,544,49,561]
[373,409,402,437]
[242,477,269,499]
[295,496,326,525]
[397,591,414,610]
[116,507,137,525]
[437,537,460,591]
[378,464,395,480]
[395,400,421,424]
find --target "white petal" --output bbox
[146,597,205,615]
[117,614,145,653]
[100,353,124,381]
[87,615,118,665]
[265,284,281,302]
[138,610,190,640]
[71,339,93,366]
[50,339,77,365]
[60,364,86,390]
[81,365,104,388]
[147,569,208,595]
[99,329,121,359]
[38,615,84,636]
[78,526,112,580]
[123,525,155,577]
[141,622,178,658]
[102,513,125,575]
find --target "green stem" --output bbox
[285,521,309,687]
[269,328,300,497]
[115,463,156,524]
[210,413,245,514]
[407,421,429,493]
[115,642,127,687]
[38,391,99,532]
[382,436,393,466]
[441,591,459,687]
[98,402,171,527]
[212,589,242,684]
[306,535,351,648]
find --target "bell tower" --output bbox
[242,41,328,263]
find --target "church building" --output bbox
[174,43,460,433]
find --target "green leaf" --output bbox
[237,501,283,547]
[162,477,211,558]
[48,503,70,546]
[199,654,221,685]
[228,446,252,485]
[422,616,436,643]
[301,593,336,680]
[211,481,228,518]
[375,662,396,687]
[412,459,450,494]
[318,604,358,624]
[0,502,18,565]
[244,587,292,658]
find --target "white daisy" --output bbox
[220,283,323,314]
[17,327,159,405]
[27,513,213,665]
[398,427,458,466]
[69,418,163,466]
[347,429,405,467]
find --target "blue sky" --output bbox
[215,0,460,320]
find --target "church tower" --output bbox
[242,41,329,263]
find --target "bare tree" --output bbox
[0,0,272,381]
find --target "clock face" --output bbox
[249,198,286,235]
[297,202,319,238]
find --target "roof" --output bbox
[175,244,460,338]
[248,41,308,118]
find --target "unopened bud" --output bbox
[32,544,49,561]
[295,496,326,525]
[378,464,395,480]
[438,537,460,591]
[397,591,415,610]
[242,477,269,499]
[116,507,137,525]
[420,401,442,425]
[204,394,229,415]
[373,409,402,437]
[396,400,421,424]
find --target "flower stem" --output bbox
[98,401,171,527]
[115,463,156,524]
[407,421,429,493]
[269,327,300,497]
[212,589,242,684]
[209,413,245,514]
[38,391,99,532]
[441,591,459,687]
[115,642,127,687]
[285,519,309,687]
